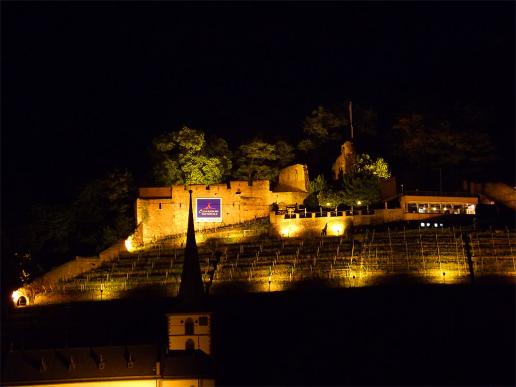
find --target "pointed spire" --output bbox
[178,190,205,303]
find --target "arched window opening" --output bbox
[17,296,27,306]
[185,318,194,335]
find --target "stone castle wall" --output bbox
[137,174,310,244]
[276,164,310,192]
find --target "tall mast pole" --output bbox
[349,100,354,140]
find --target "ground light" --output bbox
[11,289,29,306]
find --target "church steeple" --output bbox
[178,190,205,303]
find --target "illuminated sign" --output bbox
[196,198,222,222]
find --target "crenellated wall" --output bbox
[136,166,311,244]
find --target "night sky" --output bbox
[2,2,515,223]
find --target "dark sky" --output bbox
[2,2,515,217]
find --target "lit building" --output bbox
[400,192,478,215]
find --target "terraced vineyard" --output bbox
[33,226,516,304]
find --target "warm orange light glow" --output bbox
[330,223,344,236]
[427,269,461,284]
[125,236,135,252]
[280,225,298,237]
[12,289,29,306]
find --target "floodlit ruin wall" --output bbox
[270,212,350,238]
[269,209,415,238]
[275,164,310,192]
[137,180,281,244]
[268,208,467,238]
[136,167,312,244]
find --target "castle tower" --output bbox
[167,190,212,354]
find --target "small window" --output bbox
[185,318,194,335]
[159,203,162,209]
[199,316,209,326]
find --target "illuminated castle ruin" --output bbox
[134,164,309,245]
[132,162,479,244]
[11,162,516,308]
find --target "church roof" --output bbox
[178,190,206,305]
[2,345,158,385]
[3,345,215,385]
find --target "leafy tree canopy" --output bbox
[317,151,390,209]
[297,102,380,177]
[309,174,328,194]
[25,169,136,271]
[340,173,381,207]
[233,139,294,183]
[392,114,496,175]
[355,154,391,179]
[152,126,232,185]
[298,106,347,154]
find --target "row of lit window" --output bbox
[406,203,475,215]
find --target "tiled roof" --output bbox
[3,345,158,384]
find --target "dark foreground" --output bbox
[2,283,515,386]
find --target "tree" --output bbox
[297,102,380,177]
[72,169,136,254]
[302,105,347,143]
[317,188,344,209]
[317,151,390,211]
[391,113,497,189]
[304,174,328,210]
[354,154,391,179]
[152,126,232,185]
[233,139,294,183]
[26,169,137,269]
[340,173,381,209]
[392,114,496,173]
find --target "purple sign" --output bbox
[196,198,222,222]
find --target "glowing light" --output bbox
[263,281,286,292]
[357,201,362,205]
[420,222,425,227]
[12,289,29,306]
[427,269,461,284]
[125,236,135,252]
[330,223,344,236]
[280,225,298,237]
[326,202,331,206]
[12,290,21,303]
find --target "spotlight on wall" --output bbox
[125,235,136,252]
[330,223,344,236]
[280,225,298,237]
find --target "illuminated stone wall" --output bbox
[275,164,310,192]
[136,165,311,244]
[136,180,310,244]
[270,212,350,238]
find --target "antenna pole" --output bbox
[349,100,354,140]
